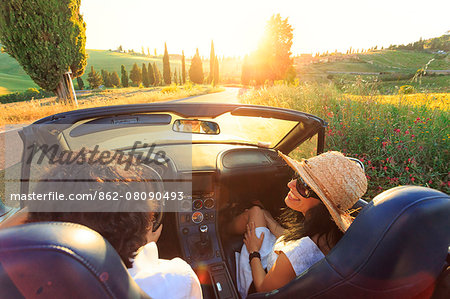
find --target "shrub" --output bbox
[161,84,180,94]
[0,89,54,103]
[87,66,103,89]
[399,85,415,94]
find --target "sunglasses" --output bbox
[292,174,319,199]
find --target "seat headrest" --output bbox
[0,221,150,299]
[248,186,450,299]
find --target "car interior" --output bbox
[0,103,449,298]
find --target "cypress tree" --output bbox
[213,56,219,86]
[181,50,186,84]
[179,73,182,86]
[87,66,102,89]
[157,68,162,86]
[153,63,161,86]
[100,69,106,86]
[163,43,171,85]
[121,65,129,87]
[101,69,113,87]
[189,48,204,84]
[76,77,85,90]
[148,63,155,86]
[142,63,150,87]
[129,63,142,86]
[173,69,178,85]
[0,0,86,104]
[209,40,215,83]
[110,71,120,87]
[241,55,250,85]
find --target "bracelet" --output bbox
[249,251,261,263]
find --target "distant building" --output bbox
[295,54,313,65]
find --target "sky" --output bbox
[81,0,449,57]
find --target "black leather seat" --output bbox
[0,222,150,299]
[247,186,450,299]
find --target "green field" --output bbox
[297,50,450,93]
[0,53,40,93]
[0,49,186,95]
[358,50,449,71]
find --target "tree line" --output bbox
[83,62,166,90]
[81,42,220,90]
[388,33,449,52]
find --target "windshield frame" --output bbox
[30,103,327,152]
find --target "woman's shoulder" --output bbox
[274,236,317,252]
[274,236,325,276]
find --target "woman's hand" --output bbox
[244,221,265,253]
[146,222,163,243]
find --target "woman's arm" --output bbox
[263,210,285,239]
[244,222,296,293]
[255,252,296,292]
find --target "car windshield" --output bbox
[61,111,301,150]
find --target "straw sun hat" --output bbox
[279,151,368,232]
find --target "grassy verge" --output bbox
[0,84,223,126]
[239,83,449,199]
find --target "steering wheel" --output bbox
[141,154,177,232]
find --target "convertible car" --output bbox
[0,102,449,298]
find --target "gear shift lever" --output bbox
[190,224,213,259]
[199,224,208,244]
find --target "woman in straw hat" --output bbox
[234,151,367,297]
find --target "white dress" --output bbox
[128,242,203,299]
[236,227,325,298]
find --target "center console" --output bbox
[176,172,238,299]
[178,190,221,264]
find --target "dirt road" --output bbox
[167,87,242,103]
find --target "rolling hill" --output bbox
[295,50,449,93]
[297,50,449,74]
[0,49,184,95]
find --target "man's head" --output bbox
[26,152,161,268]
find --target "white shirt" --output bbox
[128,242,203,299]
[237,227,325,298]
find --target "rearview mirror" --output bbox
[172,119,220,134]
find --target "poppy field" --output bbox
[240,83,449,199]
